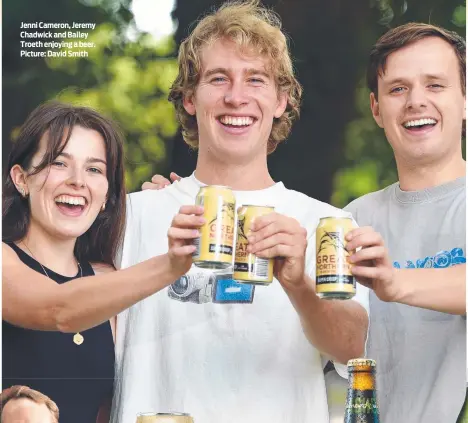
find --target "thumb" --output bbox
[170,172,182,182]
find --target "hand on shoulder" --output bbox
[141,172,182,191]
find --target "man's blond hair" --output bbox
[169,0,302,154]
[0,385,59,423]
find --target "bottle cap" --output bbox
[347,358,376,367]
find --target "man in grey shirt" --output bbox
[344,23,466,423]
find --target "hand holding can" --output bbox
[167,205,205,276]
[315,217,356,300]
[246,211,307,288]
[234,205,275,285]
[192,186,236,270]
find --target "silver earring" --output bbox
[101,202,106,211]
[18,187,27,197]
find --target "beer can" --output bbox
[315,216,356,299]
[193,185,236,269]
[233,205,274,285]
[136,413,194,423]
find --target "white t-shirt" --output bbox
[112,174,369,423]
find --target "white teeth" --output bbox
[55,195,86,206]
[404,118,437,128]
[219,116,254,126]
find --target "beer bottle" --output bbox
[344,358,380,422]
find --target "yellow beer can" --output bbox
[193,185,236,269]
[233,205,275,285]
[136,413,194,423]
[315,216,356,299]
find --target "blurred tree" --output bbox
[170,0,465,206]
[333,0,466,206]
[3,0,128,163]
[3,0,465,199]
[46,26,178,189]
[3,0,177,191]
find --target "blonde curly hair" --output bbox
[168,0,302,154]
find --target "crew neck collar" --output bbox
[394,176,465,204]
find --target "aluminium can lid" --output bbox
[200,185,232,190]
[239,204,275,209]
[319,216,353,221]
[156,413,190,416]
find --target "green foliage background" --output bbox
[4,0,179,190]
[332,1,466,206]
[47,26,178,188]
[3,0,465,204]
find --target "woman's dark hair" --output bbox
[3,101,126,267]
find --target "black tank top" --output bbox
[3,243,115,423]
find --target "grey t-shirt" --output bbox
[345,177,466,423]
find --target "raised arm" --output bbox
[347,227,466,315]
[3,205,205,332]
[248,212,368,364]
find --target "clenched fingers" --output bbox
[251,213,306,239]
[346,229,384,251]
[171,214,205,229]
[170,244,197,256]
[170,205,205,228]
[249,233,305,255]
[178,205,204,216]
[254,244,303,259]
[167,227,200,240]
[350,265,386,281]
[349,246,387,264]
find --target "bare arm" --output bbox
[347,227,466,315]
[91,263,118,343]
[3,243,181,333]
[283,276,368,364]
[2,205,205,333]
[392,265,465,315]
[248,213,368,364]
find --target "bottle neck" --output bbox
[349,369,376,390]
[345,370,379,422]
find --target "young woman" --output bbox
[2,101,202,423]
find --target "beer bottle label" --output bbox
[345,389,379,422]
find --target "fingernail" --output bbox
[193,230,200,236]
[247,236,255,243]
[347,255,354,263]
[345,234,352,241]
[250,223,256,231]
[247,245,253,253]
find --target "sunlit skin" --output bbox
[370,37,466,189]
[1,399,54,423]
[183,38,287,170]
[10,126,108,274]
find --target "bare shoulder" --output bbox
[91,262,116,275]
[2,242,20,265]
